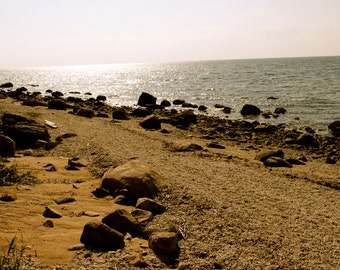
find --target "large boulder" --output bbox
[0,82,13,88]
[1,113,50,148]
[48,99,67,110]
[328,121,340,137]
[170,110,197,128]
[296,133,318,147]
[240,104,261,116]
[139,115,161,130]
[0,134,16,157]
[80,221,125,251]
[101,160,164,201]
[137,92,157,107]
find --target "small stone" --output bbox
[206,142,225,149]
[83,211,100,217]
[43,220,54,228]
[68,244,85,251]
[0,193,17,202]
[43,206,62,218]
[136,198,166,215]
[263,157,293,168]
[54,197,76,205]
[130,253,149,268]
[131,209,153,224]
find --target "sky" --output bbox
[0,0,340,68]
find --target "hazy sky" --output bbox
[1,0,339,68]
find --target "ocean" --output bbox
[1,56,339,134]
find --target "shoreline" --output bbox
[0,87,339,269]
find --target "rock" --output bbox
[198,105,207,111]
[263,157,293,168]
[112,195,129,205]
[76,108,95,118]
[206,142,225,149]
[96,95,107,101]
[136,198,166,215]
[274,107,287,114]
[240,104,261,116]
[91,188,110,198]
[130,209,153,224]
[65,165,79,171]
[44,141,60,150]
[101,160,164,200]
[130,253,149,268]
[48,99,67,110]
[44,164,57,171]
[214,104,225,109]
[1,113,50,148]
[54,197,76,204]
[96,113,109,118]
[328,121,340,137]
[182,102,197,108]
[68,158,86,167]
[0,82,13,88]
[177,143,203,152]
[139,115,161,130]
[80,221,125,251]
[55,133,77,141]
[0,134,16,157]
[112,107,130,120]
[170,110,197,128]
[137,92,157,107]
[51,91,64,98]
[43,206,62,218]
[22,98,47,107]
[68,244,85,251]
[296,133,318,147]
[326,156,337,164]
[132,108,152,117]
[286,158,306,165]
[0,193,17,202]
[222,107,232,114]
[173,99,185,105]
[43,220,54,228]
[102,209,139,236]
[255,149,284,162]
[148,232,179,255]
[160,100,171,107]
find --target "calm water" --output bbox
[1,56,339,134]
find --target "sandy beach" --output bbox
[0,95,339,269]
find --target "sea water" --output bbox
[1,56,339,134]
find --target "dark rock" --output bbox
[112,107,130,120]
[206,142,225,149]
[80,221,125,251]
[96,95,107,102]
[255,149,284,162]
[0,193,17,202]
[148,232,179,255]
[55,133,77,141]
[45,141,60,150]
[76,108,95,118]
[51,91,64,98]
[274,107,287,114]
[222,107,232,114]
[173,99,185,105]
[328,121,340,137]
[240,104,261,116]
[101,160,164,201]
[68,158,86,167]
[182,103,196,108]
[0,82,13,88]
[0,134,16,157]
[1,113,50,148]
[146,104,164,110]
[43,220,54,228]
[45,89,53,94]
[198,105,207,111]
[102,209,139,235]
[136,198,166,215]
[43,206,62,218]
[139,115,161,130]
[326,156,337,164]
[160,100,171,107]
[214,104,225,109]
[112,195,129,205]
[96,113,109,118]
[132,108,152,117]
[137,92,157,107]
[91,188,110,198]
[65,165,80,171]
[285,158,306,165]
[296,133,318,147]
[48,99,67,110]
[267,96,279,100]
[22,98,47,107]
[170,110,197,128]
